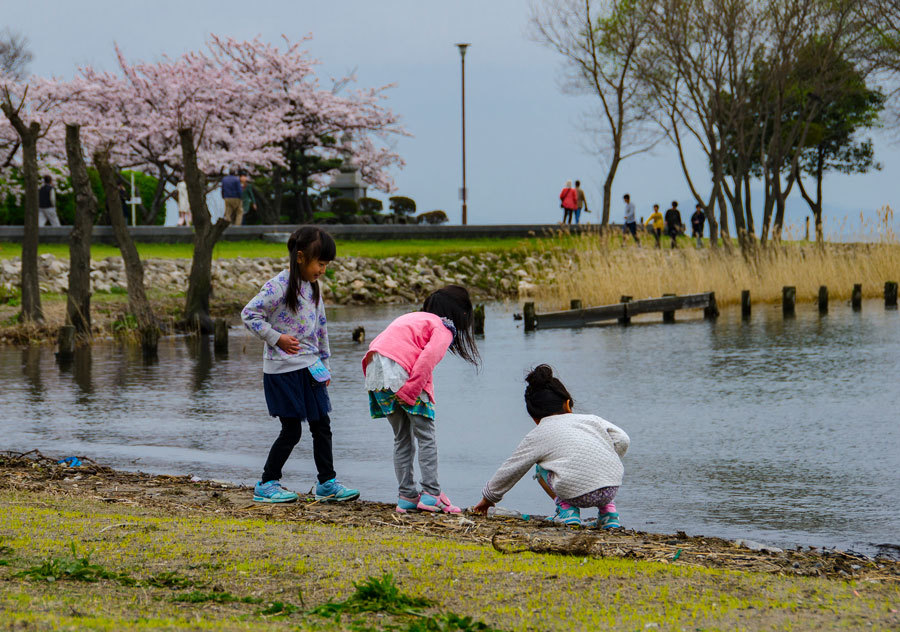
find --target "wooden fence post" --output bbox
[474,304,485,335]
[782,286,796,317]
[704,292,719,320]
[818,286,828,314]
[214,318,228,353]
[662,293,676,323]
[741,290,751,319]
[618,295,632,326]
[885,281,898,309]
[523,302,536,332]
[140,325,159,358]
[852,284,862,311]
[57,325,75,359]
[570,299,582,310]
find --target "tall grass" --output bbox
[532,206,900,310]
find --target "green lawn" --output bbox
[0,237,544,260]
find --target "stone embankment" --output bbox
[0,252,548,304]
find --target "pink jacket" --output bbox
[362,312,453,406]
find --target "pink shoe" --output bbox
[396,495,420,513]
[417,492,461,514]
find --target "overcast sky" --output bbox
[4,0,898,236]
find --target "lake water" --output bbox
[1,300,898,556]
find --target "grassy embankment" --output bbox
[0,237,543,261]
[1,488,897,631]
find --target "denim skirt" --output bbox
[263,367,331,420]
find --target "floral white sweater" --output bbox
[482,413,630,503]
[241,270,330,375]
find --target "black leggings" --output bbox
[261,415,335,484]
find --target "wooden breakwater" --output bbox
[523,281,898,331]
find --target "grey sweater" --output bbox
[482,413,629,503]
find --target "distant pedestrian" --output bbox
[574,180,589,225]
[240,171,258,222]
[177,181,192,226]
[559,181,577,225]
[665,201,683,249]
[622,194,639,245]
[222,170,243,225]
[118,181,130,225]
[644,204,664,249]
[691,204,706,248]
[37,175,60,227]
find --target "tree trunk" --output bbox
[93,149,155,328]
[601,153,620,229]
[141,164,170,225]
[0,103,43,322]
[64,125,96,335]
[180,127,230,333]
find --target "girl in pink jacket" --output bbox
[363,285,480,514]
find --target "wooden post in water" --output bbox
[140,325,159,358]
[704,292,719,320]
[57,325,75,359]
[662,293,676,323]
[570,299,582,310]
[523,302,536,332]
[618,295,632,326]
[473,304,485,335]
[851,284,862,311]
[214,318,228,353]
[818,286,828,314]
[741,290,751,319]
[782,286,796,317]
[885,281,898,309]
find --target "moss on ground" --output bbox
[0,490,896,631]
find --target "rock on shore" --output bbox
[0,252,549,305]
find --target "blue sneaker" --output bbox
[598,512,621,529]
[549,505,581,526]
[396,495,420,514]
[315,478,360,502]
[253,480,299,504]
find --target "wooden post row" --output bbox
[818,286,828,314]
[474,304,485,335]
[214,318,228,353]
[886,281,898,309]
[523,302,536,332]
[782,286,796,317]
[618,296,632,326]
[852,284,862,311]
[741,290,751,319]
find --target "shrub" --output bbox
[330,197,359,222]
[312,210,339,224]
[417,210,449,225]
[358,197,384,215]
[388,196,416,218]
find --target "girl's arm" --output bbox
[605,423,630,457]
[315,284,331,369]
[481,433,542,505]
[241,280,285,348]
[395,324,453,405]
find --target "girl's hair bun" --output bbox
[525,364,555,388]
[524,364,573,419]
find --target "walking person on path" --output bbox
[471,364,629,529]
[622,194,639,245]
[559,181,577,225]
[574,180,589,225]
[665,201,683,249]
[222,170,243,225]
[240,171,258,223]
[363,285,480,515]
[691,204,706,248]
[177,181,192,226]
[37,175,60,227]
[644,204,664,249]
[241,226,360,504]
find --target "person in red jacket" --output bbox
[559,181,577,225]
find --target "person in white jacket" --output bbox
[471,364,629,528]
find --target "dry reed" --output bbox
[532,206,900,311]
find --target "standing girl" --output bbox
[472,365,629,528]
[241,226,359,504]
[363,285,480,514]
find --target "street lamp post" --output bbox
[456,43,470,225]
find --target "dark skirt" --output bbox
[263,367,331,420]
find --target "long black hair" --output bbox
[285,226,336,312]
[422,285,480,366]
[524,364,573,420]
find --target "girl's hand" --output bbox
[276,334,300,354]
[470,498,494,515]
